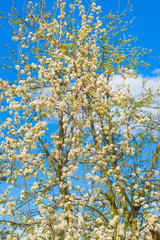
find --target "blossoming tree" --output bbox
[0,0,159,239]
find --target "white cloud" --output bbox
[111,73,160,96]
[152,68,160,75]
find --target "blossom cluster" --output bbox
[0,0,159,239]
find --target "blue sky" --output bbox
[101,0,160,75]
[0,0,160,76]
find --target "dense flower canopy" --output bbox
[0,0,159,239]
